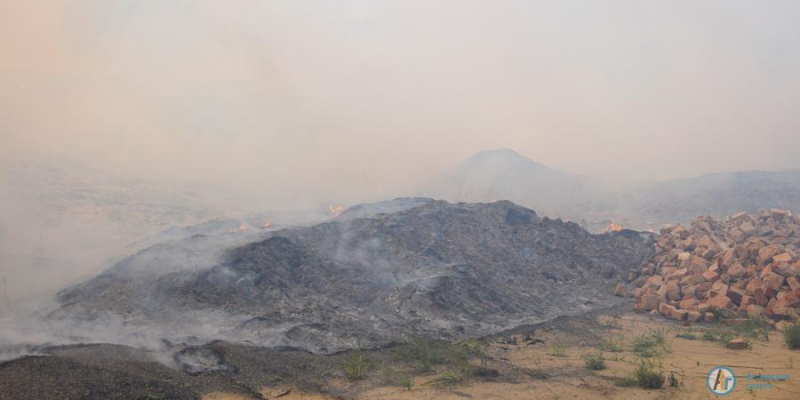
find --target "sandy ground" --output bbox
[205,312,800,400]
[362,313,799,399]
[3,309,797,399]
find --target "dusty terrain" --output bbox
[2,307,798,399]
[351,313,800,400]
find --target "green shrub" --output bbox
[394,336,446,372]
[387,369,415,390]
[647,328,670,349]
[631,336,659,358]
[734,315,770,342]
[702,326,738,346]
[632,328,671,357]
[447,339,484,376]
[343,348,371,380]
[783,325,800,350]
[582,351,606,370]
[634,359,665,389]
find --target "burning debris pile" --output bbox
[628,209,800,329]
[54,199,654,354]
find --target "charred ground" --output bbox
[53,199,653,355]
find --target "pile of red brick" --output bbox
[622,209,799,329]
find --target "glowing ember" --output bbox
[238,222,250,231]
[328,205,343,218]
[260,221,271,229]
[602,222,624,233]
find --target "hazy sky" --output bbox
[3,0,800,200]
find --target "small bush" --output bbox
[387,369,415,390]
[631,337,659,358]
[734,315,770,342]
[702,326,737,346]
[675,332,697,340]
[783,325,800,350]
[632,328,671,357]
[394,336,446,372]
[582,351,606,370]
[343,348,371,380]
[647,328,670,350]
[634,360,665,389]
[447,339,483,376]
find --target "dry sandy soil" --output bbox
[2,308,798,399]
[205,312,800,400]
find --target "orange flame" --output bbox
[238,222,250,231]
[328,205,343,218]
[260,221,271,229]
[602,222,624,233]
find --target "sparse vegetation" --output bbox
[392,336,486,382]
[599,337,625,352]
[733,315,770,342]
[582,351,606,370]
[647,328,670,349]
[615,375,638,387]
[343,348,371,380]
[426,370,463,386]
[526,368,549,380]
[633,358,665,389]
[394,336,446,373]
[675,331,697,340]
[632,328,671,358]
[549,343,567,357]
[525,355,549,379]
[783,324,800,349]
[386,369,415,390]
[602,314,623,329]
[447,339,484,376]
[701,325,737,346]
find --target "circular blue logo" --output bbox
[707,366,736,395]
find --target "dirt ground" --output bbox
[2,309,799,399]
[357,313,799,399]
[204,312,800,400]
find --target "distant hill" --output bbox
[419,149,800,231]
[418,149,600,221]
[628,169,800,227]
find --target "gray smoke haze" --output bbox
[2,2,800,316]
[3,1,800,192]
